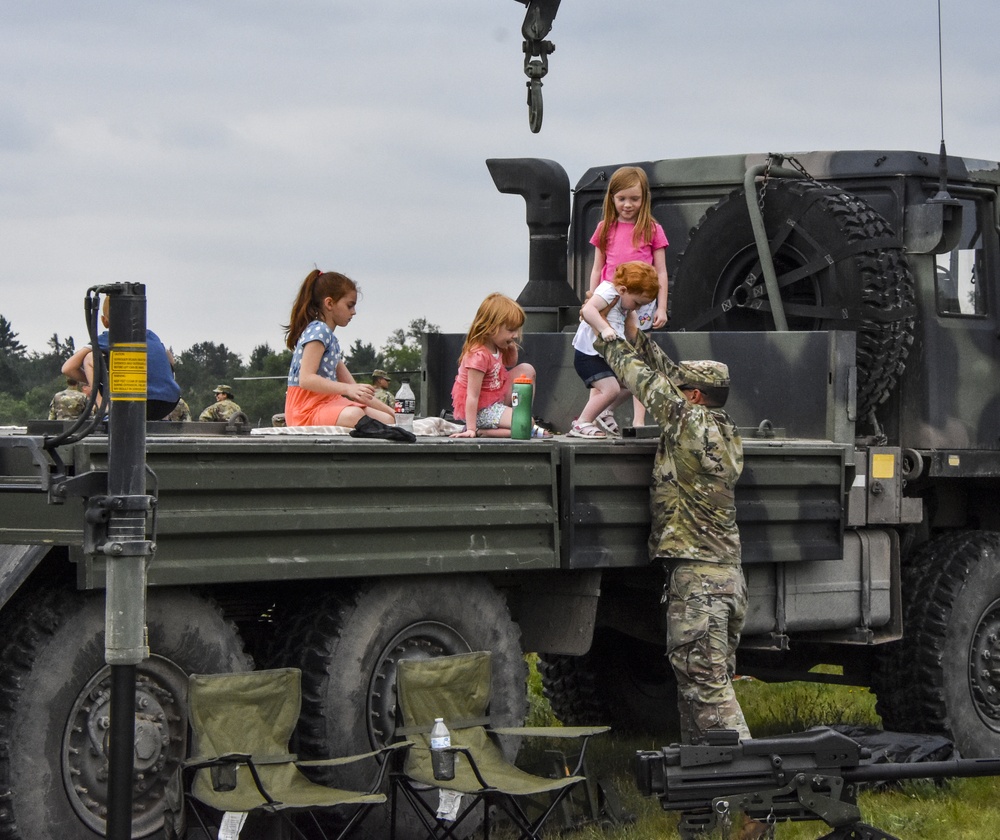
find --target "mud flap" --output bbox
[0,545,47,609]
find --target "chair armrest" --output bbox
[490,726,610,777]
[491,725,610,738]
[183,752,254,770]
[295,740,412,768]
[297,741,413,795]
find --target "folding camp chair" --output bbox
[390,651,609,840]
[182,668,406,840]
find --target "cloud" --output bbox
[1,0,998,362]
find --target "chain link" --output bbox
[758,153,823,214]
[757,154,774,214]
[716,799,732,840]
[765,809,778,839]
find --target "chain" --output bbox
[758,153,825,213]
[765,809,777,839]
[716,799,732,840]
[758,154,774,214]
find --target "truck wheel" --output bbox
[539,628,680,737]
[871,534,944,734]
[672,179,915,419]
[0,587,250,840]
[879,531,1000,757]
[274,576,526,836]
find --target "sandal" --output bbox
[531,424,553,439]
[596,409,620,436]
[568,420,607,439]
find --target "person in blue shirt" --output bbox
[62,296,180,421]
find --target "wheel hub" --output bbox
[62,655,188,836]
[969,599,1000,729]
[367,621,471,747]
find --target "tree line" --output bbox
[0,314,439,427]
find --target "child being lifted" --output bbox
[568,261,660,439]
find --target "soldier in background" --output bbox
[372,369,394,408]
[595,318,750,747]
[166,397,192,421]
[198,385,242,422]
[48,379,89,420]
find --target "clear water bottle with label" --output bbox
[429,717,455,780]
[394,379,415,431]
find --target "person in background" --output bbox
[199,385,242,422]
[283,269,397,428]
[166,397,192,421]
[595,316,750,748]
[48,378,89,420]
[61,297,180,421]
[372,369,394,408]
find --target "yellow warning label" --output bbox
[109,349,147,398]
[871,453,895,480]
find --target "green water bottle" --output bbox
[511,376,533,440]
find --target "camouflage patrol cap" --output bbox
[678,360,730,390]
[213,385,234,396]
[372,369,390,381]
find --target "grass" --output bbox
[504,656,1000,839]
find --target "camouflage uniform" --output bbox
[597,330,750,744]
[48,383,88,420]
[199,399,242,422]
[199,385,242,422]
[166,398,192,422]
[372,370,394,408]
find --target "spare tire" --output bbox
[672,179,915,418]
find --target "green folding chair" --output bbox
[183,668,406,840]
[390,651,609,840]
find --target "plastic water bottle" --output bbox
[394,379,415,431]
[429,717,455,780]
[510,376,533,440]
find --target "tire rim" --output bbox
[969,598,1000,731]
[62,655,188,836]
[713,244,826,331]
[367,621,471,747]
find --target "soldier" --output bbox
[166,397,192,422]
[372,369,394,408]
[595,318,750,746]
[198,385,242,422]
[48,379,89,420]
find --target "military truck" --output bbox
[0,147,997,839]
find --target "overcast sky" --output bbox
[3,1,998,362]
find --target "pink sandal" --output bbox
[568,420,607,439]
[596,409,620,436]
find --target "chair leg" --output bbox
[493,781,585,840]
[390,778,488,840]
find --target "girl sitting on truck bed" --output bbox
[283,269,397,429]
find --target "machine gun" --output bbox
[635,726,1000,839]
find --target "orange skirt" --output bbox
[285,386,365,426]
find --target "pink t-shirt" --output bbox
[590,220,668,283]
[451,345,510,421]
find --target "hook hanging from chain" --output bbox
[515,0,561,133]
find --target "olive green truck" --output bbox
[1,148,998,839]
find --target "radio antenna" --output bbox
[932,0,953,201]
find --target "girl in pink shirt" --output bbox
[450,293,551,438]
[588,166,669,428]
